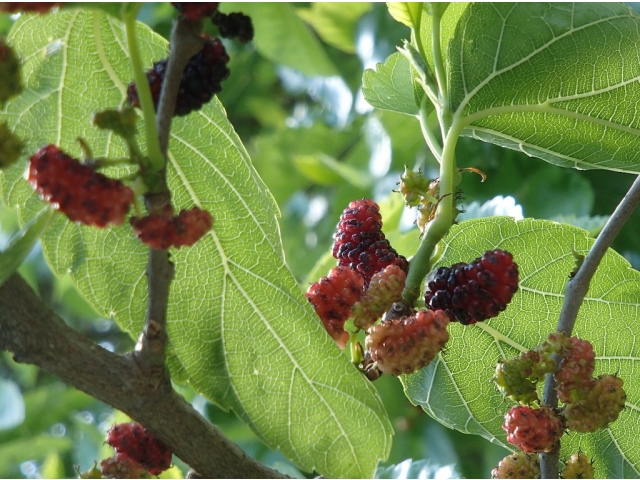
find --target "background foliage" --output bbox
[1,3,640,478]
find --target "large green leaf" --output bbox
[402,217,640,478]
[447,3,640,173]
[222,3,338,77]
[0,11,392,478]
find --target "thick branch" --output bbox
[540,174,640,478]
[0,273,287,479]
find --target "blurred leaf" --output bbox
[297,3,372,54]
[0,208,54,288]
[294,154,373,188]
[386,3,423,29]
[41,452,65,479]
[449,3,640,173]
[363,52,421,115]
[0,379,25,431]
[402,217,640,478]
[551,214,610,237]
[375,458,459,479]
[0,11,392,478]
[158,465,184,479]
[222,3,338,76]
[0,435,72,473]
[458,195,523,222]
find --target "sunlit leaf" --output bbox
[402,217,640,478]
[363,52,422,115]
[297,3,371,54]
[0,11,391,478]
[448,3,640,173]
[386,3,423,30]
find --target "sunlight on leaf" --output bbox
[386,2,423,30]
[363,52,422,115]
[402,217,640,478]
[449,3,640,173]
[0,11,391,478]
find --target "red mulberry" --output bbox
[212,11,254,43]
[424,249,519,325]
[352,264,406,330]
[503,405,564,453]
[130,206,212,249]
[28,145,134,227]
[555,336,596,403]
[106,423,172,476]
[306,266,364,348]
[365,309,450,376]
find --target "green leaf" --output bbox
[402,217,640,478]
[0,11,392,478]
[0,208,54,288]
[221,3,338,77]
[297,3,372,54]
[418,2,469,75]
[386,2,423,29]
[0,435,72,474]
[449,3,640,173]
[363,52,422,115]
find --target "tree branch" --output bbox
[0,273,287,479]
[539,173,640,478]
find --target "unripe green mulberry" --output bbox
[0,39,22,107]
[564,374,625,432]
[397,165,432,207]
[352,264,406,330]
[494,352,540,404]
[561,452,594,479]
[491,452,540,479]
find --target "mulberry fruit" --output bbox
[555,336,596,403]
[564,374,625,432]
[0,39,22,107]
[100,453,149,479]
[365,309,450,376]
[424,249,519,325]
[28,145,134,227]
[502,405,564,453]
[352,264,406,330]
[171,2,219,21]
[127,35,230,117]
[106,423,172,475]
[0,122,24,168]
[130,206,213,249]
[306,266,364,348]
[333,198,408,287]
[561,452,594,479]
[491,452,540,479]
[212,11,255,43]
[494,351,542,405]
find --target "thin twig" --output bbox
[539,174,640,478]
[134,18,204,374]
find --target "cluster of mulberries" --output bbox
[332,198,408,287]
[103,422,172,477]
[352,264,406,330]
[494,331,624,475]
[28,145,134,227]
[130,206,213,250]
[424,249,519,325]
[127,35,230,117]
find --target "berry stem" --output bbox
[402,118,463,306]
[156,17,204,154]
[540,173,640,478]
[123,5,164,172]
